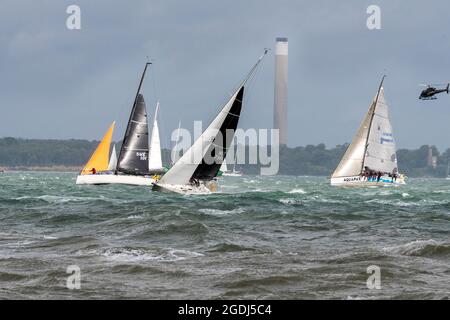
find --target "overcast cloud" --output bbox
[1,0,449,149]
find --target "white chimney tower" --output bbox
[274,37,288,146]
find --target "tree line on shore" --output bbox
[0,137,449,177]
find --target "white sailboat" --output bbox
[330,76,406,186]
[220,158,242,177]
[153,50,268,194]
[76,63,156,186]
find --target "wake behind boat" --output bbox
[152,50,268,194]
[76,62,162,186]
[330,77,406,187]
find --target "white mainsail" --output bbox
[148,101,163,171]
[108,144,117,171]
[332,78,398,178]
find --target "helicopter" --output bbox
[419,83,449,100]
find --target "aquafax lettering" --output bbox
[343,176,362,182]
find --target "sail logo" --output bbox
[380,132,394,144]
[136,152,147,161]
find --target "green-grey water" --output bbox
[0,172,449,299]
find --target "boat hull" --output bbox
[330,175,406,186]
[222,172,242,177]
[76,174,155,186]
[152,181,217,195]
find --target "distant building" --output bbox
[274,37,288,146]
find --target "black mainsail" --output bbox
[191,87,244,180]
[116,63,151,176]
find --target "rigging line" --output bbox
[212,49,269,126]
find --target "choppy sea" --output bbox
[0,172,449,299]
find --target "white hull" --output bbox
[152,181,219,195]
[76,174,155,186]
[222,172,242,177]
[330,175,406,186]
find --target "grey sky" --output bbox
[1,0,449,150]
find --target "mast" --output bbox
[360,75,386,174]
[116,62,151,174]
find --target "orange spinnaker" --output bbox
[81,122,115,175]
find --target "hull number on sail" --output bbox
[136,152,147,161]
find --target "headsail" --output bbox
[108,144,117,171]
[148,101,163,171]
[116,94,150,175]
[158,50,268,186]
[331,99,376,178]
[81,122,115,175]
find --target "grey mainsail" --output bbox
[116,94,150,175]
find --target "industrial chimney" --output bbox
[274,37,288,146]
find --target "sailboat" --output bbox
[153,50,268,194]
[220,158,242,177]
[76,63,161,186]
[330,76,406,186]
